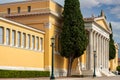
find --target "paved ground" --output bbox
[0,75,120,80]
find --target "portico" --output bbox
[83,15,112,76]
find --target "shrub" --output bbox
[0,70,50,78]
[116,66,120,71]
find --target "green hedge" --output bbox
[0,70,50,78]
[116,66,120,72]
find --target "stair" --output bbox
[100,70,115,76]
[82,70,93,77]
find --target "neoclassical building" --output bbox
[83,14,112,76]
[0,0,115,77]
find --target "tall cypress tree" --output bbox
[109,23,116,60]
[60,0,88,76]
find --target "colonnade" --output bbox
[87,29,109,70]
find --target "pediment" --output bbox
[94,17,111,33]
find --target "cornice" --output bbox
[4,8,62,20]
[0,17,45,34]
[0,0,49,5]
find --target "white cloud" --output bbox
[110,6,120,18]
[0,0,26,4]
[110,21,120,43]
[111,21,120,30]
[80,0,120,8]
[97,0,120,5]
[54,0,64,6]
[80,0,99,8]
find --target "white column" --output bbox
[98,34,101,69]
[104,38,106,68]
[103,37,105,69]
[104,39,106,68]
[88,29,93,70]
[103,38,105,68]
[105,39,107,68]
[104,38,106,69]
[100,35,102,69]
[90,31,96,69]
[102,36,104,69]
[107,39,109,69]
[96,33,99,68]
[101,36,103,69]
[93,31,96,70]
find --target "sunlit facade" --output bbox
[0,0,117,77]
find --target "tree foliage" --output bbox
[109,23,116,60]
[60,0,88,76]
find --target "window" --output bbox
[27,34,30,49]
[22,33,26,48]
[6,28,10,45]
[17,7,20,13]
[36,37,39,50]
[12,30,15,46]
[0,27,3,44]
[40,37,43,51]
[18,32,21,47]
[8,8,11,14]
[28,6,31,12]
[32,36,35,49]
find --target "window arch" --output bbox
[0,27,3,44]
[6,28,10,45]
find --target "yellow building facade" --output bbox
[0,0,68,77]
[0,0,116,77]
[109,43,119,72]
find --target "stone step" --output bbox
[100,70,115,76]
[82,70,93,76]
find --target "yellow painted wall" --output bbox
[7,15,49,31]
[0,0,75,73]
[50,0,63,15]
[109,43,119,71]
[54,54,68,69]
[0,46,44,68]
[0,17,45,68]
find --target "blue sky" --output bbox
[0,0,120,44]
[54,0,120,44]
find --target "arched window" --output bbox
[22,33,26,48]
[0,27,3,44]
[18,32,21,47]
[40,37,43,51]
[6,28,10,45]
[36,37,39,50]
[32,36,35,49]
[27,34,30,49]
[12,30,15,46]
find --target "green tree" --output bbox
[60,0,88,76]
[109,23,116,60]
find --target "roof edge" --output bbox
[0,17,45,34]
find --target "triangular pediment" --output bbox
[94,17,111,33]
